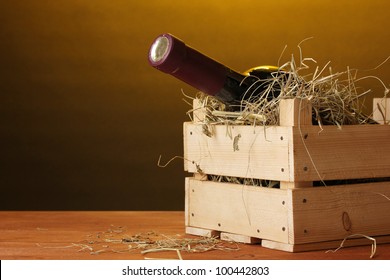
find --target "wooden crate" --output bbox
[183,98,390,252]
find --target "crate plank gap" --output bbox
[183,97,390,252]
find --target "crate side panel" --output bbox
[373,98,390,124]
[293,125,390,181]
[186,177,289,243]
[290,182,390,244]
[184,123,292,181]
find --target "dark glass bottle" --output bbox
[148,33,280,110]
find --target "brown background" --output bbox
[1,0,389,210]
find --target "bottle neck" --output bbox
[214,70,255,104]
[148,33,281,110]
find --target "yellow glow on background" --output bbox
[0,0,389,210]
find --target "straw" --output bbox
[187,50,389,129]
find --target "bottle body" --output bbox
[148,33,278,109]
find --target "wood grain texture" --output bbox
[185,98,390,184]
[373,98,390,124]
[262,234,390,253]
[184,122,292,181]
[279,98,312,126]
[292,124,390,181]
[289,182,390,244]
[186,178,289,243]
[1,211,389,260]
[186,178,390,251]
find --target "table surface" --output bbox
[0,211,389,260]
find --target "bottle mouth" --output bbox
[148,33,187,73]
[149,36,170,63]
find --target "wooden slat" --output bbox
[288,182,390,244]
[184,122,292,181]
[262,234,390,253]
[184,177,190,226]
[279,98,312,126]
[373,98,390,124]
[186,177,289,243]
[187,98,390,183]
[192,98,207,123]
[292,124,390,181]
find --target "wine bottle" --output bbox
[148,33,280,110]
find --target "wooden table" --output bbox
[0,211,389,260]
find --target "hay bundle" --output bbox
[189,51,389,131]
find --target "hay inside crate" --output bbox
[183,98,390,252]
